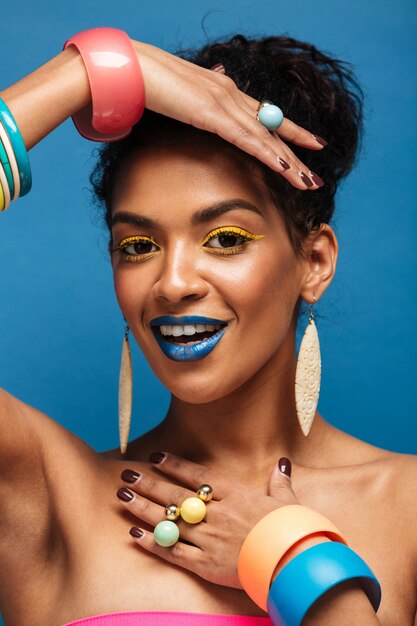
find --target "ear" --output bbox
[299,224,338,303]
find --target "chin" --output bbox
[158,369,246,405]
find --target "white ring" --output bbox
[0,120,20,200]
[0,161,11,210]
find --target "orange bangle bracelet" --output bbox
[237,504,347,611]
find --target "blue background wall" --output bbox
[0,1,416,620]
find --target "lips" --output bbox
[150,315,229,362]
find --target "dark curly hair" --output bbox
[90,34,364,256]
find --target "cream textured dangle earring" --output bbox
[295,295,321,436]
[118,322,132,454]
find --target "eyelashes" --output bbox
[111,226,265,263]
[200,226,265,256]
[111,235,159,264]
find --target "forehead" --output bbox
[111,139,277,225]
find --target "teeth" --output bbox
[159,323,224,337]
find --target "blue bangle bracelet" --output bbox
[267,541,381,626]
[0,99,32,197]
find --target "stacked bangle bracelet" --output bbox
[0,98,31,211]
[238,504,381,625]
[267,541,381,626]
[64,27,145,142]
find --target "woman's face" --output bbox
[110,138,307,404]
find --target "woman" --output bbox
[0,30,416,626]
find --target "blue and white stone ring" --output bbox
[256,100,284,131]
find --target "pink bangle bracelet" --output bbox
[64,27,145,142]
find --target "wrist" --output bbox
[0,47,91,150]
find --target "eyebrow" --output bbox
[110,198,264,229]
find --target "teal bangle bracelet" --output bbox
[0,136,15,198]
[0,99,31,196]
[266,541,381,626]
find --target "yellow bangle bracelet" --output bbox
[237,504,347,611]
[0,162,10,211]
[0,175,4,210]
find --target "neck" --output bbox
[142,332,331,485]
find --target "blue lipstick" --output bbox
[150,315,228,362]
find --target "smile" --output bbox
[150,315,228,362]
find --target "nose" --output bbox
[152,241,209,304]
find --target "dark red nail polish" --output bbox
[117,487,134,502]
[121,469,140,483]
[149,452,166,464]
[278,457,292,477]
[278,157,290,170]
[310,171,325,187]
[312,134,328,146]
[130,527,144,538]
[300,172,314,188]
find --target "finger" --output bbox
[271,131,325,189]
[148,451,229,499]
[116,486,206,542]
[207,105,312,190]
[208,91,322,190]
[129,526,204,575]
[229,91,326,185]
[237,91,328,150]
[121,468,196,507]
[275,117,328,150]
[270,131,325,189]
[234,92,327,150]
[267,457,298,503]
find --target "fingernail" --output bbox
[210,63,225,73]
[278,157,290,170]
[299,171,314,188]
[117,487,135,502]
[121,469,141,483]
[278,457,292,478]
[311,134,328,147]
[309,171,325,187]
[130,526,144,538]
[149,452,166,464]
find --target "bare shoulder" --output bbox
[351,437,417,545]
[0,386,97,468]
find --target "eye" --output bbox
[202,226,264,255]
[112,236,160,262]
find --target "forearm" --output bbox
[0,47,90,150]
[271,537,381,625]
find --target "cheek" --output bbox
[212,246,298,320]
[112,265,148,319]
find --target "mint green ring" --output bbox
[257,101,284,131]
[0,99,32,196]
[154,520,180,547]
[0,137,15,198]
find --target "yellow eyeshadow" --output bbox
[201,226,265,246]
[112,235,158,252]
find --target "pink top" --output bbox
[64,610,273,625]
